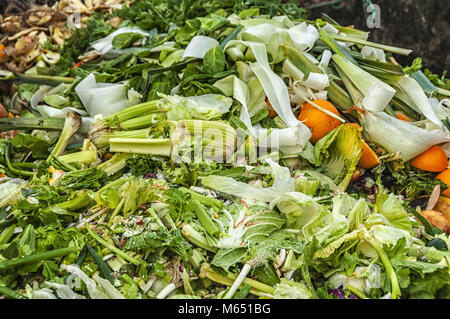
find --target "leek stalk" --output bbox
[16,73,74,86]
[49,112,82,158]
[0,117,65,132]
[331,34,412,56]
[199,263,275,297]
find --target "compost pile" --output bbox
[0,0,449,300]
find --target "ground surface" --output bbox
[304,0,450,73]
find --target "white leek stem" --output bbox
[224,263,252,299]
[156,283,176,299]
[143,278,156,294]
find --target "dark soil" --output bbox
[304,0,450,73]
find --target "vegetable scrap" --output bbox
[0,0,449,300]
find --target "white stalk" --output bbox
[156,283,177,299]
[224,263,252,299]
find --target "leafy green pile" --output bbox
[0,1,449,300]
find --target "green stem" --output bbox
[0,225,16,245]
[181,224,217,253]
[200,264,274,297]
[16,73,74,86]
[107,198,125,225]
[0,117,65,132]
[85,225,140,266]
[121,273,139,288]
[346,285,368,299]
[220,26,242,49]
[331,34,412,56]
[0,247,76,271]
[365,234,401,299]
[5,144,35,177]
[0,286,26,299]
[224,263,252,299]
[11,162,37,169]
[86,244,115,284]
[148,209,167,230]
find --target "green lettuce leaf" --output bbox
[273,278,313,299]
[374,188,412,231]
[313,124,363,191]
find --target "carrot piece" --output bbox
[395,113,411,122]
[71,61,85,70]
[266,99,277,118]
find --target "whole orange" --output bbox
[436,169,450,198]
[411,145,448,172]
[298,100,341,143]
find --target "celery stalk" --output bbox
[57,150,97,164]
[97,153,130,175]
[96,100,162,128]
[56,193,95,211]
[181,224,217,253]
[192,199,220,237]
[90,128,151,148]
[119,113,166,130]
[179,187,223,211]
[109,138,172,156]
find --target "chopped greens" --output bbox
[0,0,449,301]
